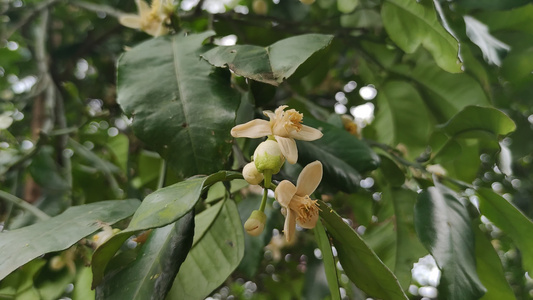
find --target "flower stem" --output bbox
[259,188,268,212]
[263,170,272,189]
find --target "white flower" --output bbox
[275,161,322,242]
[119,0,172,37]
[231,105,323,164]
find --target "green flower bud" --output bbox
[242,162,264,185]
[244,210,267,236]
[253,140,285,174]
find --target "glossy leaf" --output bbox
[415,185,486,300]
[314,220,341,300]
[297,118,380,193]
[373,81,432,157]
[473,223,516,300]
[440,106,516,138]
[91,171,241,287]
[168,200,244,300]
[201,34,333,86]
[96,211,194,300]
[477,188,533,274]
[117,31,239,178]
[390,188,427,289]
[381,0,462,73]
[319,200,409,300]
[0,200,140,281]
[392,56,489,121]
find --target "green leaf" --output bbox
[473,223,516,300]
[415,185,486,300]
[381,0,462,73]
[96,211,194,300]
[390,188,427,289]
[477,188,533,274]
[392,57,489,122]
[373,81,432,157]
[72,267,95,300]
[91,171,241,287]
[458,0,530,10]
[337,0,359,13]
[0,259,46,299]
[314,221,341,300]
[0,200,140,281]
[168,200,244,300]
[319,200,409,300]
[201,34,334,86]
[297,118,380,193]
[378,155,405,187]
[440,106,516,138]
[117,31,240,178]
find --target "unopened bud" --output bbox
[49,256,65,271]
[242,162,264,185]
[254,140,285,174]
[244,210,267,236]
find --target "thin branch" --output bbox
[0,190,51,221]
[2,0,60,40]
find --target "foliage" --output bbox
[1,0,533,299]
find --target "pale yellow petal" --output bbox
[296,161,323,196]
[263,110,275,120]
[284,209,297,242]
[275,180,296,208]
[290,125,323,141]
[276,136,297,164]
[119,15,142,29]
[296,210,319,229]
[136,0,151,15]
[231,119,271,138]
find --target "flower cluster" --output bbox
[232,105,324,242]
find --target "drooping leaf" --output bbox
[319,200,409,300]
[373,81,432,158]
[168,200,244,300]
[414,185,486,300]
[477,188,533,274]
[314,220,341,300]
[91,171,241,287]
[378,155,405,187]
[297,118,380,193]
[201,34,334,86]
[392,55,490,122]
[440,106,516,138]
[117,31,240,178]
[0,199,140,281]
[390,188,428,289]
[473,222,516,300]
[96,211,194,300]
[381,0,462,73]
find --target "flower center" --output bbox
[272,106,303,136]
[290,194,319,224]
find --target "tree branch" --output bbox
[0,190,51,221]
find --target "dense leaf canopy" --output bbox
[1,0,533,299]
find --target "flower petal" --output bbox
[119,15,142,29]
[296,161,323,196]
[275,180,297,208]
[296,209,319,229]
[263,110,275,120]
[276,136,297,164]
[284,209,297,242]
[290,125,323,141]
[136,0,151,15]
[231,119,271,138]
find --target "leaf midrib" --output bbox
[171,36,200,172]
